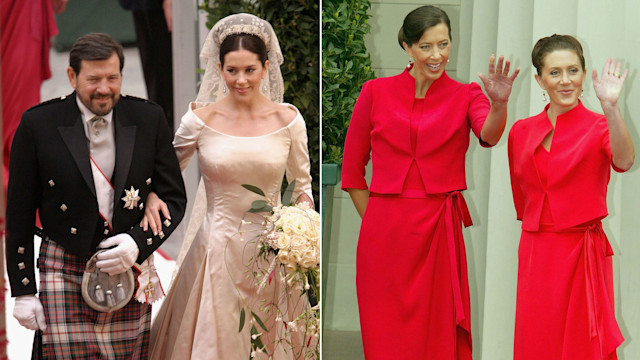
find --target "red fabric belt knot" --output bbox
[446,191,473,228]
[443,191,472,327]
[581,222,623,359]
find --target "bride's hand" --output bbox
[296,193,314,207]
[140,192,171,235]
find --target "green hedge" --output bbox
[322,0,375,165]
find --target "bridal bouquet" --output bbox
[236,180,320,359]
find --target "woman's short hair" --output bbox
[398,5,451,50]
[220,33,268,67]
[532,34,585,75]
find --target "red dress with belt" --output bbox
[342,67,490,359]
[508,102,624,359]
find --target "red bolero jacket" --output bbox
[508,101,624,231]
[341,68,491,194]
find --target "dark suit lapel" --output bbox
[112,111,136,212]
[58,109,96,197]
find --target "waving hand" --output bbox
[478,55,520,103]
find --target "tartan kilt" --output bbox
[35,238,151,359]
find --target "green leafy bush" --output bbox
[200,0,320,206]
[322,0,375,165]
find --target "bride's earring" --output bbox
[222,83,228,96]
[262,83,268,94]
[542,91,547,102]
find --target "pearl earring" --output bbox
[222,83,228,96]
[407,56,414,68]
[542,91,547,102]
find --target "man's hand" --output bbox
[96,234,140,275]
[13,295,47,331]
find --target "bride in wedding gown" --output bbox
[146,13,314,359]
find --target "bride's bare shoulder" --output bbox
[272,103,299,126]
[193,102,228,124]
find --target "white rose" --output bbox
[276,233,292,249]
[280,212,308,236]
[277,249,291,265]
[289,234,306,247]
[285,262,298,272]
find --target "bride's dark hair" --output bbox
[220,33,268,67]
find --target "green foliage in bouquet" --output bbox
[242,181,319,304]
[235,180,320,359]
[200,0,320,207]
[322,0,376,165]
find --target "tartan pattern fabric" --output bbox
[36,238,151,359]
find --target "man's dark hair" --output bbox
[69,33,125,75]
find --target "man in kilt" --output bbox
[5,33,186,358]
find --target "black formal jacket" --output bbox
[5,93,187,297]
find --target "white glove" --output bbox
[96,234,140,275]
[13,295,47,331]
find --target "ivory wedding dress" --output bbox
[150,103,312,360]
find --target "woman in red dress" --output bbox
[509,35,634,360]
[341,6,519,359]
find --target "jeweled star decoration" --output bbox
[122,186,141,210]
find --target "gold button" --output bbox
[60,204,68,212]
[48,180,55,187]
[17,247,25,254]
[70,227,77,235]
[21,277,30,286]
[104,229,109,235]
[158,231,165,239]
[139,203,144,210]
[104,221,109,227]
[146,178,152,185]
[163,219,171,227]
[18,262,25,270]
[147,238,153,245]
